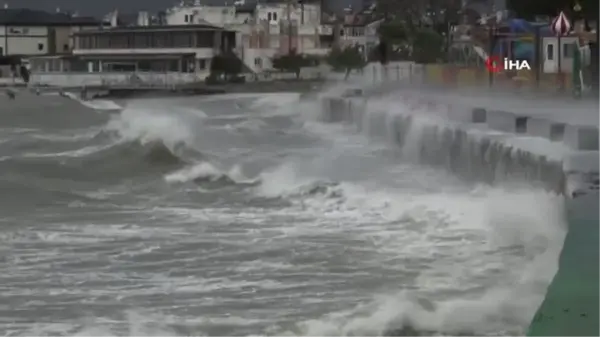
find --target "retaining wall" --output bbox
[319,91,599,197]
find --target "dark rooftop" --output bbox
[74,23,233,34]
[0,8,102,25]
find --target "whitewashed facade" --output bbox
[0,26,50,56]
[337,6,382,59]
[340,21,381,59]
[0,8,102,58]
[163,1,332,73]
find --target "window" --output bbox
[563,43,573,58]
[254,57,262,66]
[268,12,272,21]
[199,59,206,69]
[37,43,44,51]
[63,43,69,51]
[184,14,189,22]
[0,47,3,56]
[546,44,554,60]
[273,12,277,21]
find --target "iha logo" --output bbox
[485,56,531,73]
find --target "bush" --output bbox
[326,45,366,80]
[210,53,242,78]
[205,73,221,85]
[412,27,445,63]
[272,52,317,78]
[229,75,246,83]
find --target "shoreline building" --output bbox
[0,7,102,57]
[161,0,335,72]
[25,0,386,86]
[28,23,236,87]
[337,3,382,59]
[0,7,103,79]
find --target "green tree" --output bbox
[412,27,445,63]
[211,53,242,75]
[271,52,317,78]
[207,53,243,84]
[326,45,367,80]
[376,20,411,61]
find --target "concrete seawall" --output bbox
[321,95,577,193]
[320,89,599,336]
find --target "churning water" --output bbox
[0,90,566,336]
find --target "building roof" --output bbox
[0,8,102,26]
[74,23,233,35]
[29,52,196,60]
[75,52,196,60]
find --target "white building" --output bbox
[337,6,382,59]
[0,8,103,57]
[28,23,237,88]
[162,0,333,73]
[542,36,582,73]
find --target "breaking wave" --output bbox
[0,90,573,336]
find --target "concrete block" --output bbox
[471,108,486,123]
[515,116,528,134]
[564,125,599,151]
[330,98,349,122]
[525,117,550,138]
[486,110,518,133]
[563,151,599,173]
[445,103,473,122]
[321,97,348,123]
[550,124,566,141]
[347,97,366,124]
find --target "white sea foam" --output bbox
[104,104,196,149]
[164,160,257,185]
[62,92,122,111]
[1,89,570,337]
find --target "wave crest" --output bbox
[165,162,259,187]
[105,105,196,152]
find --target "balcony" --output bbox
[318,24,334,35]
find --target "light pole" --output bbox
[287,0,293,54]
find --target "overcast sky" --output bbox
[2,0,361,16]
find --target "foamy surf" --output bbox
[0,85,572,337]
[62,91,122,111]
[105,105,196,150]
[164,162,258,186]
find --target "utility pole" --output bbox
[287,0,293,54]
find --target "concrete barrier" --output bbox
[323,92,564,193]
[564,125,599,151]
[324,87,600,337]
[471,108,487,123]
[317,89,599,198]
[486,110,521,133]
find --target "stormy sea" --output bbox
[0,90,566,336]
